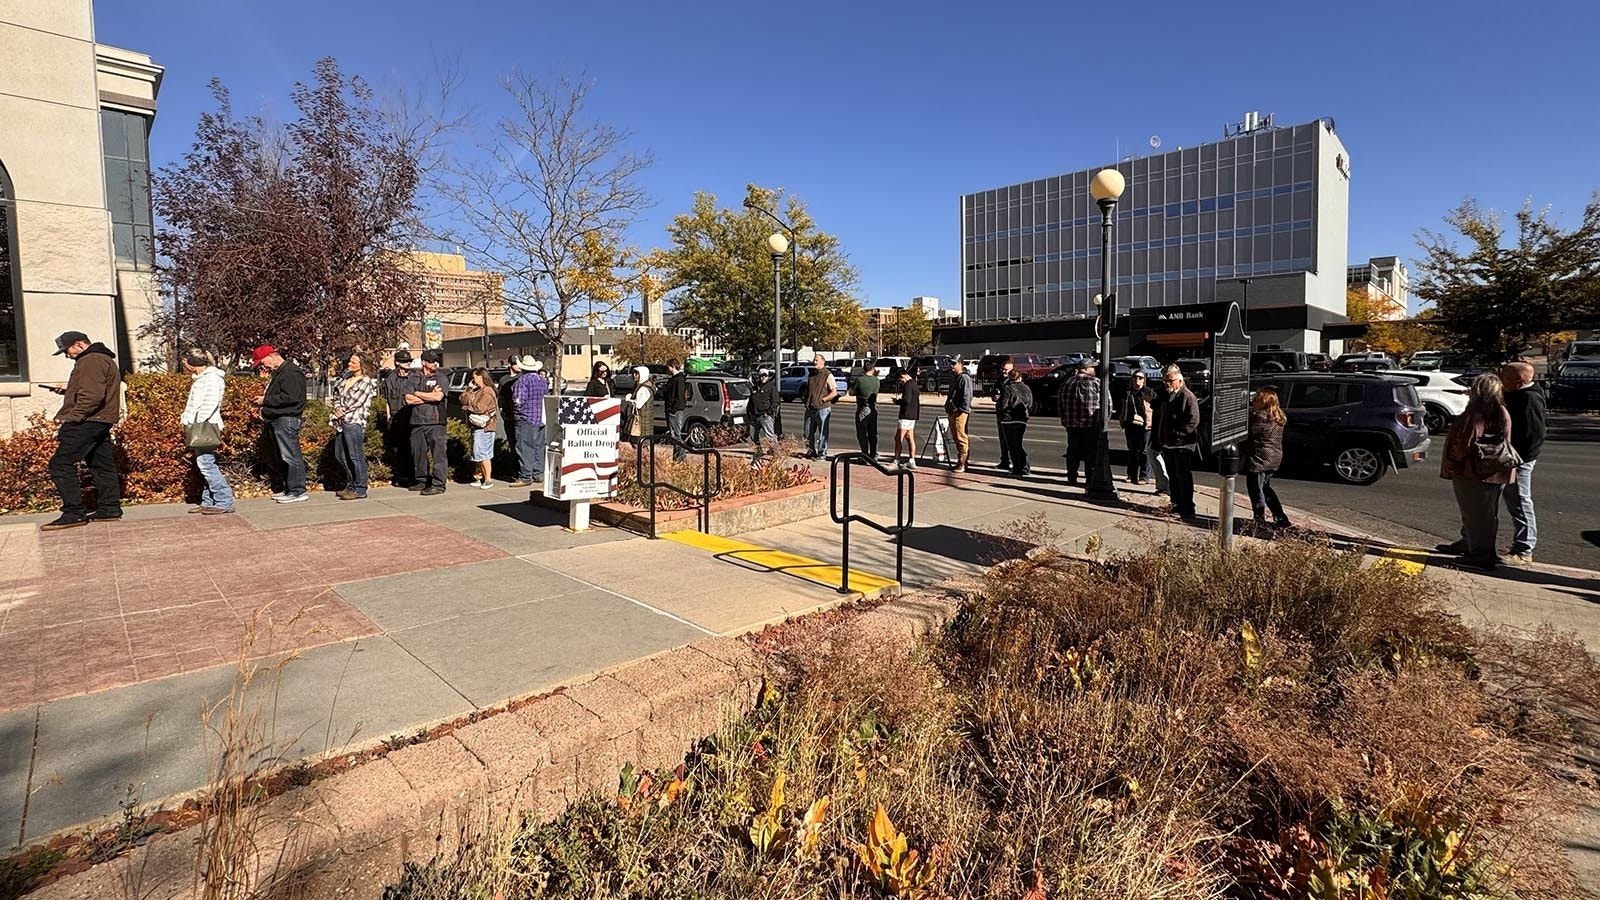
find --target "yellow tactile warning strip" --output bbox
[1377,547,1428,576]
[661,531,899,595]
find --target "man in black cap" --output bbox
[406,349,450,495]
[381,348,416,487]
[40,331,123,530]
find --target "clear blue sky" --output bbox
[96,0,1600,315]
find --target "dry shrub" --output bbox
[389,537,1597,900]
[613,442,817,511]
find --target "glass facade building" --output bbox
[960,119,1349,327]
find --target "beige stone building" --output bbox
[392,250,512,349]
[0,2,163,435]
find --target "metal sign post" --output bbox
[1208,302,1251,551]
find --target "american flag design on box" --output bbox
[554,397,622,500]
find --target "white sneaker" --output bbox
[276,493,309,504]
[478,480,494,490]
[270,491,291,500]
[904,458,917,470]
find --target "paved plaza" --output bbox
[2,455,1598,856]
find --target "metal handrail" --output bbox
[632,435,723,538]
[828,452,915,594]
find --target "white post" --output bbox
[1218,474,1236,551]
[569,499,591,532]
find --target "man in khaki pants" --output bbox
[944,358,973,472]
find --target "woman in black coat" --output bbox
[1245,388,1291,529]
[996,368,1033,476]
[584,360,614,397]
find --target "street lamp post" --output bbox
[745,199,799,363]
[767,233,789,373]
[1086,168,1126,501]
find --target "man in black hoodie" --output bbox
[40,331,123,530]
[663,359,690,460]
[1501,361,1546,564]
[252,344,309,503]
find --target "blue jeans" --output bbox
[515,421,546,482]
[335,425,368,495]
[755,413,777,451]
[194,449,234,510]
[1504,460,1537,553]
[805,406,831,456]
[268,416,306,495]
[667,410,688,459]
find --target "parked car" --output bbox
[1550,361,1600,411]
[1175,358,1212,395]
[976,353,1054,391]
[1244,372,1430,485]
[908,354,959,392]
[1251,350,1325,373]
[1379,369,1470,434]
[1552,340,1600,376]
[1332,351,1396,372]
[869,356,910,379]
[612,362,671,394]
[648,372,752,447]
[777,365,849,403]
[1404,350,1446,371]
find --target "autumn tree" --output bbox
[1413,194,1600,363]
[151,58,429,371]
[879,310,933,355]
[610,331,693,366]
[439,73,652,370]
[660,185,862,362]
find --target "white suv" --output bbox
[1384,369,1469,434]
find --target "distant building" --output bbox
[0,2,163,435]
[395,250,510,347]
[1346,255,1408,320]
[442,323,724,385]
[941,114,1353,360]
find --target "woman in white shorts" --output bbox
[460,367,500,488]
[894,370,919,468]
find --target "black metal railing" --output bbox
[632,435,723,538]
[828,452,915,594]
[1545,374,1600,414]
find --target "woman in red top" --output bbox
[1440,373,1515,571]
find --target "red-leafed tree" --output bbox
[151,58,432,373]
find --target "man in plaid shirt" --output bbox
[509,356,549,487]
[1057,359,1102,485]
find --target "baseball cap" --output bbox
[251,345,278,367]
[420,349,443,364]
[52,331,89,355]
[393,349,413,364]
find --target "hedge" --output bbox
[0,373,490,514]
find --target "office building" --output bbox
[1,4,163,435]
[394,250,511,347]
[1347,255,1408,320]
[942,115,1353,358]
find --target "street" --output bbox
[778,397,1600,571]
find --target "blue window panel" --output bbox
[1294,181,1313,192]
[1199,267,1216,277]
[1218,195,1235,210]
[1216,229,1233,241]
[1134,274,1148,284]
[1166,203,1181,217]
[1199,198,1216,212]
[1182,200,1198,215]
[1273,222,1293,233]
[1217,265,1234,277]
[1165,271,1181,282]
[1293,220,1312,231]
[1273,184,1294,196]
[1182,234,1198,245]
[1165,236,1181,247]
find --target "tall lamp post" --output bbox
[767,232,789,371]
[1085,168,1125,501]
[745,200,799,363]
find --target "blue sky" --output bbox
[96,0,1600,315]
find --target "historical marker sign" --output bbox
[1208,302,1251,452]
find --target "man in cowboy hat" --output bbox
[252,344,309,503]
[507,354,549,488]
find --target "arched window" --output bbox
[0,160,24,381]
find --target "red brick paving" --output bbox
[0,515,506,712]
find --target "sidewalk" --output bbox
[4,452,1598,856]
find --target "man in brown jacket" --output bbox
[42,331,123,530]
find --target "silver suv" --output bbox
[650,372,752,447]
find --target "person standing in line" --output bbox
[1439,373,1515,571]
[585,360,614,397]
[252,345,309,504]
[406,350,450,495]
[749,368,780,454]
[1499,361,1545,564]
[990,357,1015,470]
[330,351,378,500]
[663,358,691,459]
[894,369,920,469]
[1154,364,1201,521]
[179,348,233,516]
[803,354,838,459]
[1148,371,1171,495]
[996,366,1032,476]
[382,349,416,487]
[497,355,522,475]
[39,331,124,530]
[508,355,549,488]
[624,364,656,446]
[461,367,500,490]
[1244,388,1292,531]
[1120,371,1155,484]
[944,357,973,471]
[1057,359,1101,486]
[851,365,880,459]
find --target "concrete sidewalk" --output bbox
[5,451,1599,854]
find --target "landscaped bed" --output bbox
[386,538,1600,899]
